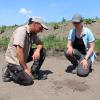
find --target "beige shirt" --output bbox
[5,25,42,65]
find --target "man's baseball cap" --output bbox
[72,14,83,23]
[29,16,48,30]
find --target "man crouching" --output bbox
[2,16,48,85]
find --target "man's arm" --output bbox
[35,35,43,51]
[16,45,27,69]
[32,35,44,60]
[16,45,32,76]
[36,44,43,51]
[32,43,43,61]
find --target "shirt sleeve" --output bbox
[13,28,26,48]
[67,29,75,41]
[87,29,95,42]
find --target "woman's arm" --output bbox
[84,42,95,60]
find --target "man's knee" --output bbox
[12,70,34,86]
[23,78,34,86]
[20,74,34,86]
[40,48,46,57]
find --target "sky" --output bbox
[0,0,100,25]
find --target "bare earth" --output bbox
[0,51,100,100]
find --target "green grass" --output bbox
[95,39,100,52]
[42,36,100,52]
[41,35,66,51]
[0,37,9,48]
[0,35,100,52]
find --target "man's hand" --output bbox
[67,46,73,56]
[32,49,40,61]
[81,59,88,69]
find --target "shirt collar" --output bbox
[82,26,86,36]
[26,24,30,33]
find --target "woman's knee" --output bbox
[64,49,69,57]
[77,66,89,77]
[64,49,72,60]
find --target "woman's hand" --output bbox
[81,59,88,69]
[67,46,73,56]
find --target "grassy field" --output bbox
[95,39,100,52]
[0,35,100,52]
[0,18,100,52]
[0,37,9,48]
[42,35,66,51]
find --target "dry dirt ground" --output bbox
[0,51,100,100]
